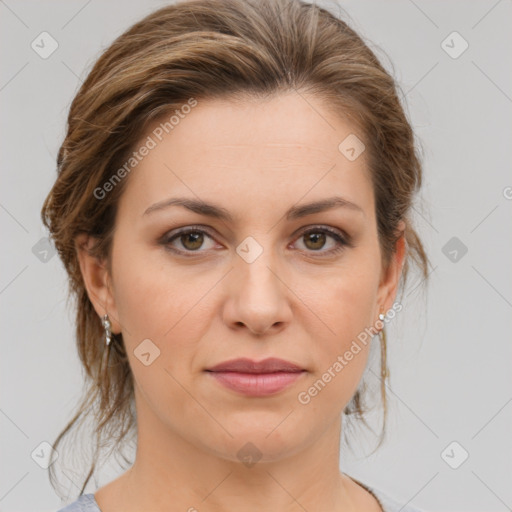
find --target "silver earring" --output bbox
[378,312,385,322]
[102,314,112,346]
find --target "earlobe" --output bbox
[75,233,120,333]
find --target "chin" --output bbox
[197,417,312,466]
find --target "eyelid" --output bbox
[159,224,220,247]
[295,224,351,244]
[160,223,352,256]
[293,225,353,254]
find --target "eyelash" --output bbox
[160,224,352,258]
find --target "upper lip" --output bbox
[206,357,304,374]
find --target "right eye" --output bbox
[162,226,219,255]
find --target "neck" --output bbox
[101,389,362,512]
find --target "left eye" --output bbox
[162,226,349,256]
[295,228,348,254]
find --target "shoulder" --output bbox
[347,474,426,512]
[367,486,426,512]
[55,493,101,512]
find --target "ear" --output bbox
[376,220,407,314]
[75,233,121,334]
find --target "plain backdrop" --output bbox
[1,1,511,511]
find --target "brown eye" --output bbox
[303,231,327,251]
[163,227,217,255]
[162,225,351,258]
[294,227,350,256]
[179,231,204,251]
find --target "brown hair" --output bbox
[41,0,429,497]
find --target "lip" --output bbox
[205,357,306,397]
[206,357,304,373]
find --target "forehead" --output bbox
[117,92,374,222]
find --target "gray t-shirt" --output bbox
[56,482,425,512]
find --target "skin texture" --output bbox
[77,91,406,512]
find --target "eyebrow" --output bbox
[143,196,364,221]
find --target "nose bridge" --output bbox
[235,233,282,297]
[226,232,291,334]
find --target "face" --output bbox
[79,92,404,464]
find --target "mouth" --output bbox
[204,357,306,397]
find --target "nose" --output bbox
[223,245,293,337]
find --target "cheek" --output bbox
[306,256,380,347]
[110,240,218,393]
[335,268,378,335]
[110,246,208,413]
[295,254,380,398]
[111,235,201,339]
[294,290,376,414]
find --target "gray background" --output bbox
[1,0,511,511]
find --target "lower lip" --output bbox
[207,371,305,396]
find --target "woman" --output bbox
[42,0,429,510]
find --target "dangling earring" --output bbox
[378,310,388,381]
[377,309,390,441]
[101,314,112,346]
